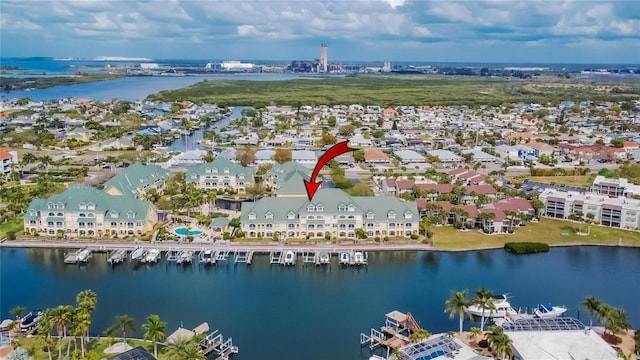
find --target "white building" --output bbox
[0,149,18,175]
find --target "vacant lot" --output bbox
[147,75,640,107]
[431,218,640,250]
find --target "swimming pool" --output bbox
[174,227,203,236]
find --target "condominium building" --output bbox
[186,157,253,193]
[24,185,158,237]
[539,188,640,230]
[263,161,311,197]
[240,188,419,239]
[0,148,17,176]
[103,163,171,199]
[589,175,640,198]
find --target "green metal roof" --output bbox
[103,163,171,197]
[209,217,230,228]
[186,157,253,182]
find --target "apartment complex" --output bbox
[186,157,253,193]
[539,188,640,230]
[240,188,419,239]
[0,148,17,176]
[103,163,171,199]
[589,175,640,198]
[24,185,158,237]
[263,161,311,197]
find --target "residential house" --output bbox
[240,188,419,239]
[460,149,501,163]
[458,185,498,204]
[426,150,462,164]
[526,142,555,156]
[23,185,158,237]
[394,150,426,165]
[414,184,454,200]
[382,178,415,195]
[103,163,171,199]
[448,169,487,185]
[187,157,253,193]
[364,149,391,167]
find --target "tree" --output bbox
[76,290,97,341]
[606,307,631,336]
[581,296,603,327]
[112,315,136,344]
[37,309,54,360]
[201,150,215,163]
[485,326,514,360]
[444,289,471,333]
[610,138,624,148]
[338,124,355,136]
[9,306,27,322]
[164,336,195,360]
[352,149,364,162]
[245,183,265,201]
[472,288,496,331]
[74,310,91,358]
[326,116,336,127]
[347,183,373,196]
[321,133,337,145]
[143,314,167,359]
[272,148,292,164]
[408,329,431,343]
[50,305,74,359]
[236,148,256,166]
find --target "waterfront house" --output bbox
[425,150,462,164]
[24,185,158,237]
[187,157,254,193]
[240,188,419,239]
[103,163,171,199]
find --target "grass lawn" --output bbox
[509,175,594,188]
[0,217,23,238]
[431,218,640,250]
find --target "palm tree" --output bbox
[470,327,482,340]
[445,289,471,333]
[143,314,167,358]
[112,315,137,344]
[73,310,91,358]
[182,343,206,360]
[76,290,97,340]
[473,288,496,331]
[38,155,53,174]
[37,309,54,360]
[486,326,514,360]
[50,305,74,359]
[9,306,27,324]
[606,307,631,336]
[164,336,190,359]
[581,296,603,327]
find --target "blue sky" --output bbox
[1,0,639,64]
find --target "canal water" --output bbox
[1,246,638,360]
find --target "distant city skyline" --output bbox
[1,0,639,64]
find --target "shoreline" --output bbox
[1,238,639,253]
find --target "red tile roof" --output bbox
[0,149,12,159]
[465,185,497,195]
[416,183,454,193]
[396,180,415,190]
[364,149,389,161]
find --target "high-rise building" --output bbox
[320,43,328,73]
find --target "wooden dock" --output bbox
[199,330,238,360]
[64,248,92,264]
[233,250,253,265]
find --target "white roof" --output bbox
[394,150,425,162]
[506,330,617,360]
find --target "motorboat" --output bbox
[131,247,145,261]
[177,251,193,264]
[20,310,43,331]
[467,294,516,318]
[201,250,213,264]
[284,251,295,265]
[340,252,350,264]
[534,304,568,319]
[318,252,330,265]
[353,251,365,265]
[76,248,92,263]
[143,249,161,263]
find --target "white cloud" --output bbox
[412,26,432,38]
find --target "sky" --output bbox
[1,0,639,64]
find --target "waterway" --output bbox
[1,74,299,102]
[1,246,638,360]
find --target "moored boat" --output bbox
[131,246,145,261]
[467,294,516,318]
[284,251,295,265]
[534,303,568,319]
[143,249,161,263]
[20,310,43,331]
[353,251,365,265]
[339,252,350,265]
[318,252,330,265]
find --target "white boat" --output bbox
[76,248,92,263]
[534,304,568,319]
[143,249,161,263]
[467,294,516,318]
[177,251,193,264]
[284,251,295,265]
[201,250,213,264]
[353,252,365,265]
[131,247,145,261]
[318,252,330,265]
[339,252,350,264]
[20,310,43,331]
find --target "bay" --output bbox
[1,74,299,102]
[1,246,639,360]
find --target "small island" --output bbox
[0,73,124,92]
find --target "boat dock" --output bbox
[199,330,238,360]
[360,310,421,358]
[54,245,372,268]
[64,248,92,264]
[107,249,128,265]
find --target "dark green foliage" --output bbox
[504,242,550,254]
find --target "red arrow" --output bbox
[304,141,355,201]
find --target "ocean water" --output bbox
[1,246,639,360]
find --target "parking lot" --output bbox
[520,179,588,194]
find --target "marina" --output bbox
[1,247,639,360]
[63,247,92,264]
[107,249,128,265]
